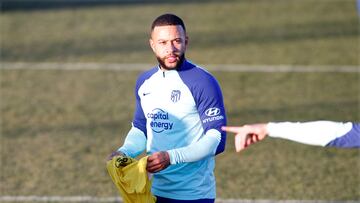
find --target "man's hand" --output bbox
[146,151,170,173]
[107,151,125,161]
[222,124,268,153]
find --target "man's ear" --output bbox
[149,38,155,52]
[185,36,189,46]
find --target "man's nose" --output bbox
[166,42,177,53]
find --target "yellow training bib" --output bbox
[106,155,156,203]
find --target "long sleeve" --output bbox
[118,126,147,158]
[267,121,353,147]
[167,129,221,164]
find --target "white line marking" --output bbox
[0,196,120,202]
[1,62,359,73]
[0,196,358,203]
[205,64,360,73]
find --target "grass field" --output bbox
[1,0,359,200]
[1,0,358,65]
[1,69,359,199]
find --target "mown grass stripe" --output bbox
[0,196,359,203]
[1,62,359,73]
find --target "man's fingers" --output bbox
[235,134,260,153]
[146,163,160,173]
[252,134,260,142]
[221,126,242,133]
[147,155,160,166]
[146,151,170,173]
[246,136,253,146]
[146,155,157,167]
[224,125,252,153]
[226,124,268,153]
[149,167,162,173]
[147,158,166,173]
[147,155,156,162]
[146,157,158,172]
[146,160,164,173]
[107,151,123,161]
[235,134,246,152]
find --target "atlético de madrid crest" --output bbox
[171,90,181,103]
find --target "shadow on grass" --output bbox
[192,19,359,48]
[2,120,124,138]
[2,18,357,61]
[3,100,358,138]
[1,0,230,12]
[227,100,359,123]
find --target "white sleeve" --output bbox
[267,121,353,146]
[167,129,221,164]
[117,126,147,158]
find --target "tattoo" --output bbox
[160,152,166,162]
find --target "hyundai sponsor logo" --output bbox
[147,108,173,133]
[203,107,224,123]
[205,107,221,116]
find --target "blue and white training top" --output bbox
[119,60,227,200]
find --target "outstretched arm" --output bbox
[222,121,357,153]
[267,121,354,147]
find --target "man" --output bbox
[108,14,227,202]
[222,121,360,152]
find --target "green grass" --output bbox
[1,0,358,65]
[1,0,360,200]
[1,69,359,199]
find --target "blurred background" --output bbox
[1,0,359,201]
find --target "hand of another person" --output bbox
[146,151,170,173]
[107,151,126,161]
[222,124,268,152]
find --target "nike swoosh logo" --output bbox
[143,92,151,96]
